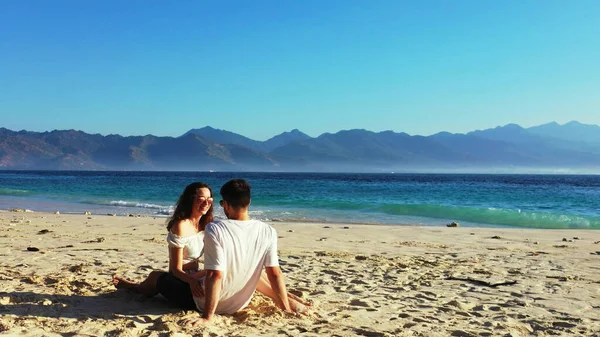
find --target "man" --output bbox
[186,179,291,325]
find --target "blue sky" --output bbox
[1,1,599,140]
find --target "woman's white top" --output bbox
[166,231,205,266]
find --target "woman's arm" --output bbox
[169,246,204,296]
[168,219,204,296]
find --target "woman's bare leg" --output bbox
[112,271,165,296]
[256,271,312,314]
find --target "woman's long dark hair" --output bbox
[167,182,214,232]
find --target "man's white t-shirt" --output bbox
[193,219,279,314]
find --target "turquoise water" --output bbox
[0,171,599,229]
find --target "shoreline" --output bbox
[4,204,599,230]
[1,210,600,336]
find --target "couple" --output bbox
[113,179,310,325]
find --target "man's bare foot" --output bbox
[112,275,138,289]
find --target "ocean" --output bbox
[0,171,598,229]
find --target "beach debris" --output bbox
[287,229,294,232]
[355,255,368,261]
[491,236,502,239]
[319,238,327,241]
[591,251,600,255]
[447,275,517,287]
[26,247,40,252]
[573,237,581,240]
[533,241,539,245]
[107,213,116,216]
[37,229,52,235]
[446,299,477,311]
[349,298,371,307]
[595,241,600,244]
[546,275,579,281]
[9,208,33,213]
[87,216,93,219]
[562,238,568,242]
[42,299,53,306]
[343,226,350,229]
[323,226,331,229]
[446,222,460,227]
[69,264,87,273]
[54,211,60,215]
[82,237,105,243]
[84,210,91,215]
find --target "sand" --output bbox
[1,210,600,337]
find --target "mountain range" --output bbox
[1,121,599,172]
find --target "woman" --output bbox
[113,181,213,310]
[113,182,312,313]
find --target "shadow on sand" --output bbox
[0,289,187,320]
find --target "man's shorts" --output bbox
[156,272,197,311]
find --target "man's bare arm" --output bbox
[202,269,223,321]
[265,266,291,312]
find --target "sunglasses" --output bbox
[194,196,214,204]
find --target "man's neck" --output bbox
[227,208,250,221]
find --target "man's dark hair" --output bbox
[220,179,251,209]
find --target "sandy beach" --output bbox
[1,210,599,337]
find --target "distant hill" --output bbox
[263,129,312,151]
[528,121,600,144]
[183,127,312,152]
[182,126,268,153]
[0,129,279,170]
[1,121,599,172]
